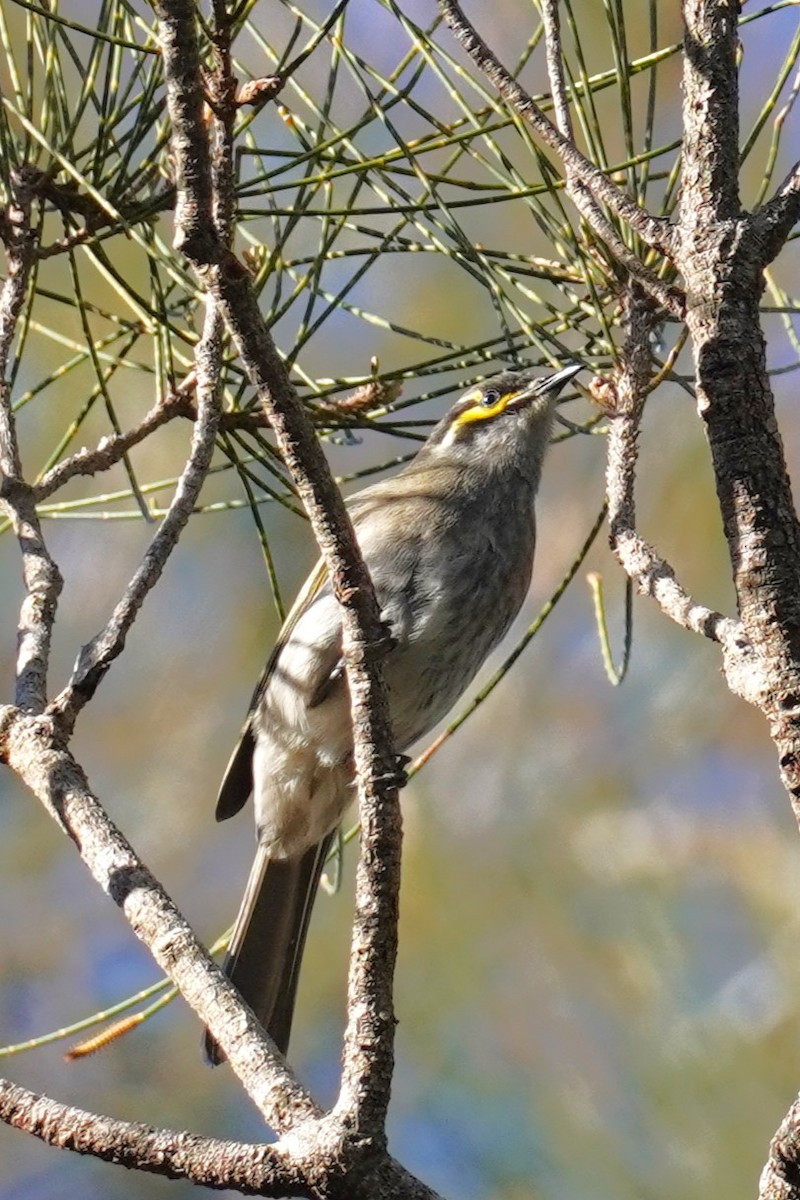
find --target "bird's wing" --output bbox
[215,557,333,822]
[214,471,434,823]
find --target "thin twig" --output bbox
[49,297,222,731]
[438,0,683,321]
[31,388,337,503]
[541,0,574,138]
[586,571,633,686]
[33,384,195,501]
[540,0,659,301]
[0,166,63,712]
[753,160,800,268]
[606,285,744,652]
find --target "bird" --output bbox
[204,361,583,1063]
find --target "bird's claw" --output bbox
[378,611,399,654]
[374,754,411,790]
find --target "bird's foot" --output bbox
[372,754,411,791]
[377,611,399,654]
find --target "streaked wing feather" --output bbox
[214,478,410,824]
[214,558,331,823]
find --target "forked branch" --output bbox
[0,1078,298,1194]
[155,0,403,1148]
[439,0,684,316]
[48,298,223,732]
[605,286,759,708]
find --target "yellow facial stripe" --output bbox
[453,389,515,429]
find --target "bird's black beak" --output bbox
[507,362,583,408]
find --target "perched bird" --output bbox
[205,362,582,1063]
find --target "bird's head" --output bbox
[421,362,583,469]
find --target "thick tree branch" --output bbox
[154,0,216,262]
[0,1079,306,1196]
[677,0,800,810]
[760,1095,800,1200]
[0,1072,445,1200]
[439,0,683,317]
[680,0,741,225]
[154,0,402,1144]
[0,167,63,713]
[0,703,443,1196]
[210,264,403,1137]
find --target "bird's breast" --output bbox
[252,477,537,851]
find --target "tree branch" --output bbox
[538,0,683,316]
[438,0,669,244]
[154,0,402,1143]
[540,0,574,139]
[33,384,194,502]
[680,0,741,225]
[677,0,800,807]
[760,1095,800,1200]
[752,161,800,268]
[439,0,683,318]
[0,706,322,1133]
[204,262,403,1137]
[606,285,749,658]
[0,167,63,713]
[0,1071,446,1199]
[31,380,370,505]
[48,297,222,732]
[0,1078,306,1196]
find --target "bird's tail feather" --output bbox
[204,833,334,1064]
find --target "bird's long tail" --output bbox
[204,833,334,1064]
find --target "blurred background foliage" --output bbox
[1,0,800,1197]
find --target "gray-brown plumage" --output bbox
[205,362,582,1063]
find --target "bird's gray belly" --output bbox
[254,511,534,854]
[380,528,534,749]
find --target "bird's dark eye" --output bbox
[481,388,500,407]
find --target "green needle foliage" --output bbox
[3,10,800,1171]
